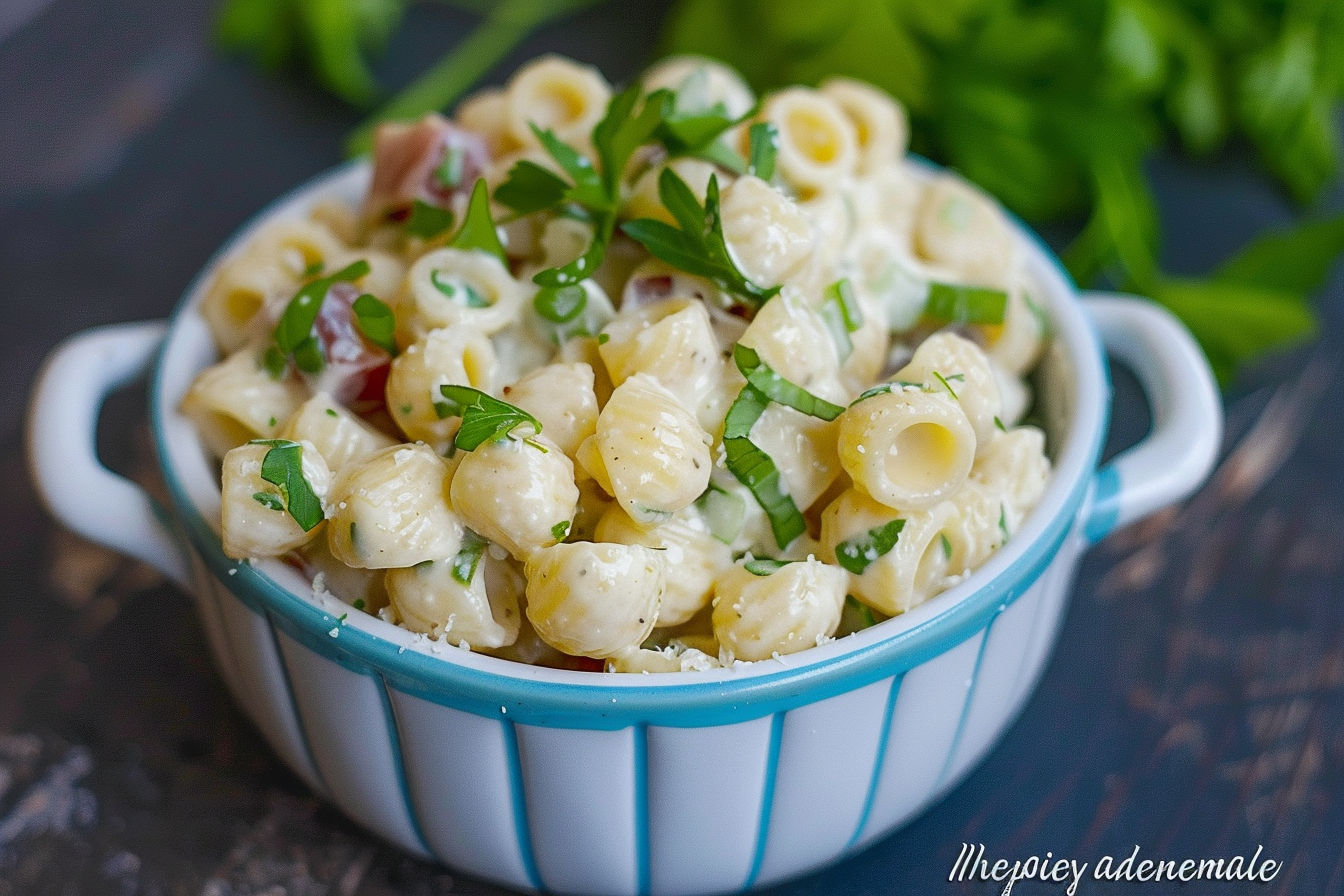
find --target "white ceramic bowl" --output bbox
[28,161,1221,896]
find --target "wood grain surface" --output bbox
[3,1,1341,894]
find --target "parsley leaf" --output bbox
[351,293,397,355]
[835,518,906,575]
[746,121,779,180]
[266,259,371,377]
[621,170,780,307]
[249,439,325,532]
[437,384,541,451]
[450,528,489,586]
[449,178,507,264]
[403,199,455,240]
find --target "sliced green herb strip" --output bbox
[842,594,877,631]
[450,529,489,586]
[250,439,325,532]
[819,279,862,363]
[351,293,397,355]
[722,382,805,549]
[732,344,845,421]
[533,284,587,323]
[269,259,371,376]
[430,270,490,308]
[994,415,1007,432]
[252,491,284,512]
[325,407,338,417]
[434,144,465,189]
[438,384,541,451]
[746,121,779,180]
[931,370,959,400]
[695,483,746,545]
[403,199,455,240]
[744,557,794,576]
[449,179,508,265]
[352,598,365,611]
[302,259,324,276]
[924,281,1008,326]
[550,520,571,540]
[621,170,780,307]
[940,532,953,560]
[999,503,1011,541]
[835,518,905,575]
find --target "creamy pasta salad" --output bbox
[183,54,1051,672]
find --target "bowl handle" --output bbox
[1079,292,1222,543]
[26,321,191,588]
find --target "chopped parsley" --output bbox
[746,122,779,180]
[550,520,571,540]
[403,199,455,240]
[248,439,325,532]
[351,293,398,355]
[835,518,906,575]
[263,259,371,378]
[436,384,541,451]
[448,178,507,264]
[622,170,780,307]
[450,528,489,586]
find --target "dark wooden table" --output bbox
[4,2,1342,894]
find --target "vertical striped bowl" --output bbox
[29,162,1222,896]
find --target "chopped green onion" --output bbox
[695,483,746,545]
[325,408,338,417]
[940,532,953,560]
[351,293,397,355]
[994,415,1007,432]
[450,529,489,586]
[252,491,284,512]
[438,384,541,451]
[533,284,587,323]
[249,439,325,532]
[550,520,571,540]
[835,518,905,575]
[924,281,1008,326]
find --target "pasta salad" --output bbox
[183,54,1051,673]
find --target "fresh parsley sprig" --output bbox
[248,439,326,531]
[436,384,541,451]
[621,170,781,307]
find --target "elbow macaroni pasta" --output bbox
[185,55,1054,671]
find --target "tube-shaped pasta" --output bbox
[385,555,521,649]
[711,558,847,662]
[720,176,815,290]
[819,77,909,175]
[643,55,755,119]
[181,348,306,459]
[760,87,859,195]
[750,403,842,514]
[837,387,976,511]
[894,331,1003,446]
[819,488,957,615]
[524,541,665,658]
[594,503,731,627]
[279,392,396,471]
[326,443,463,568]
[504,55,611,152]
[598,297,721,407]
[399,247,524,341]
[220,441,331,558]
[454,86,519,157]
[200,218,347,352]
[608,642,721,673]
[982,282,1047,376]
[385,326,497,453]
[738,289,843,399]
[449,434,579,560]
[971,427,1051,524]
[582,373,712,523]
[501,362,599,459]
[913,174,1019,290]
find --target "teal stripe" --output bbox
[633,724,651,896]
[502,719,544,892]
[846,673,905,850]
[264,610,330,798]
[1084,464,1123,543]
[742,713,785,890]
[934,610,1001,790]
[374,674,434,858]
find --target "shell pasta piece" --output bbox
[524,541,665,658]
[221,441,331,559]
[449,434,579,560]
[386,556,521,649]
[711,558,848,662]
